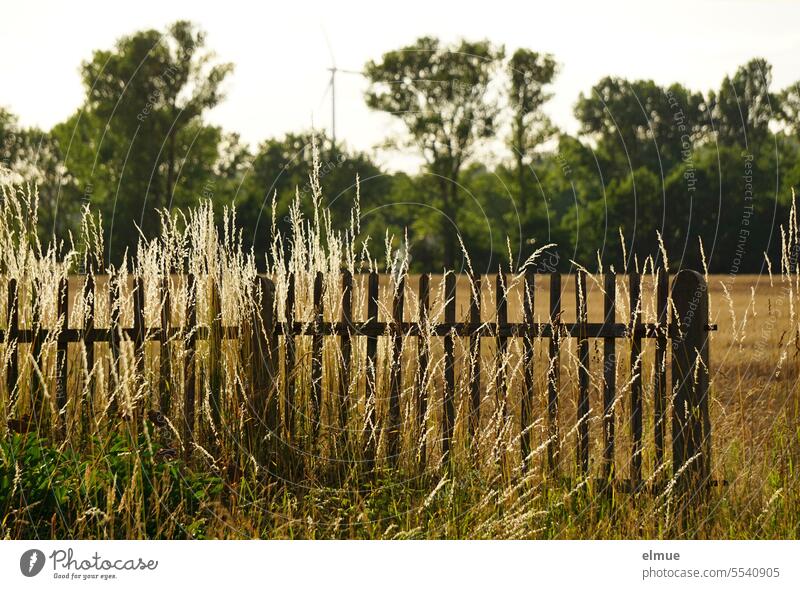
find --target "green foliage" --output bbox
[5,26,800,273]
[568,63,800,272]
[50,21,234,264]
[508,49,558,223]
[1,108,78,250]
[364,37,505,268]
[0,432,223,539]
[709,58,777,147]
[235,131,391,263]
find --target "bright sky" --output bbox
[2,0,799,171]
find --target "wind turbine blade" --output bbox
[321,25,336,68]
[316,78,332,111]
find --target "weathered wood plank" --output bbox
[576,271,590,475]
[388,274,404,465]
[547,273,561,473]
[442,273,456,462]
[364,271,379,468]
[521,270,535,470]
[416,273,430,469]
[602,272,616,482]
[629,273,643,488]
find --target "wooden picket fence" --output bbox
[0,269,714,494]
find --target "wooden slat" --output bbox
[603,272,616,482]
[654,269,669,470]
[338,270,353,449]
[468,273,481,445]
[108,275,122,418]
[30,280,44,422]
[576,271,590,475]
[442,273,456,462]
[629,273,643,488]
[547,273,561,473]
[83,273,96,431]
[416,273,430,469]
[310,271,324,440]
[208,278,222,437]
[55,278,69,438]
[252,276,278,467]
[284,273,296,440]
[133,277,145,377]
[132,275,146,439]
[159,274,172,415]
[263,277,279,446]
[521,270,535,470]
[387,274,404,464]
[183,274,197,459]
[495,271,508,425]
[6,279,18,406]
[83,273,95,366]
[364,271,379,468]
[441,273,457,461]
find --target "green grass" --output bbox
[2,426,798,539]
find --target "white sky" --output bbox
[2,0,799,172]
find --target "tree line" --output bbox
[2,20,799,273]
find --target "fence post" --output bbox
[671,269,712,495]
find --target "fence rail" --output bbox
[0,269,714,496]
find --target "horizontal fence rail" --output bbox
[0,269,715,497]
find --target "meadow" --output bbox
[0,181,798,540]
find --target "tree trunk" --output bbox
[514,123,527,219]
[166,125,176,209]
[517,152,526,218]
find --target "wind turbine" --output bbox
[322,29,363,149]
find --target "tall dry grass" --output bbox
[0,174,798,539]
